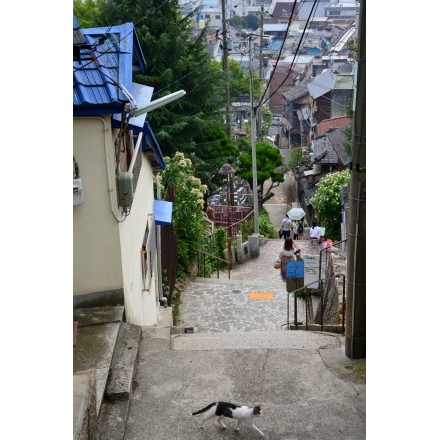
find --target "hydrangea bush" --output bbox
[157,152,208,279]
[310,170,350,240]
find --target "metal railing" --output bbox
[208,205,254,244]
[205,207,255,250]
[196,250,231,279]
[284,274,346,333]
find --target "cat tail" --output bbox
[192,402,216,416]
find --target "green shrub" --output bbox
[240,209,278,240]
[311,170,350,240]
[258,210,278,238]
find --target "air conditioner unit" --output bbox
[73,178,84,205]
[118,172,134,208]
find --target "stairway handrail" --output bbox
[196,249,231,279]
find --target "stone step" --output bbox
[73,306,125,440]
[73,370,99,440]
[97,321,142,440]
[104,322,142,400]
[73,305,172,440]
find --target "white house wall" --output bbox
[73,116,123,295]
[73,116,160,326]
[118,154,159,326]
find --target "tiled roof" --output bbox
[312,135,339,165]
[316,116,351,137]
[282,80,312,102]
[272,2,298,17]
[327,127,351,167]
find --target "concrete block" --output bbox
[73,370,98,440]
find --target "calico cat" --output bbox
[192,401,264,437]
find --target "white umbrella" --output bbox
[287,207,306,221]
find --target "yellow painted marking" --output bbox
[249,292,274,300]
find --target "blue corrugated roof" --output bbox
[73,15,165,170]
[73,17,146,114]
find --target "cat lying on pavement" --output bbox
[192,401,264,437]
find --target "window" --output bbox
[141,217,157,291]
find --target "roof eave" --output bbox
[73,104,125,117]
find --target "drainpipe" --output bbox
[156,175,164,305]
[77,116,122,221]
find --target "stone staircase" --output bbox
[73,305,173,440]
[73,240,347,439]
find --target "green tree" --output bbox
[288,146,303,168]
[347,38,358,61]
[73,0,100,27]
[220,58,257,101]
[227,16,246,29]
[260,105,272,137]
[245,14,259,30]
[74,0,232,189]
[310,170,350,239]
[157,152,208,279]
[226,13,258,30]
[185,125,240,194]
[241,208,277,240]
[237,140,284,206]
[342,123,353,157]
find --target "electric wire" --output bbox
[258,0,319,110]
[74,0,174,73]
[74,0,357,138]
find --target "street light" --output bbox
[131,90,186,117]
[218,163,235,269]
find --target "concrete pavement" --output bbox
[177,239,325,333]
[75,169,366,440]
[122,171,365,440]
[125,325,365,440]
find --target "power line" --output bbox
[259,0,319,110]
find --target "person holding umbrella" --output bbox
[286,207,306,240]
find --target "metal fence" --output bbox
[283,239,348,333]
[284,276,346,333]
[207,205,253,241]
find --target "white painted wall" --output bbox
[73,116,161,326]
[118,157,159,326]
[73,117,123,295]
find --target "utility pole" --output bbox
[257,5,264,141]
[345,0,366,359]
[249,34,259,238]
[221,0,231,138]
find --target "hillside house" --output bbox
[73,15,172,326]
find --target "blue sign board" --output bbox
[286,261,304,279]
